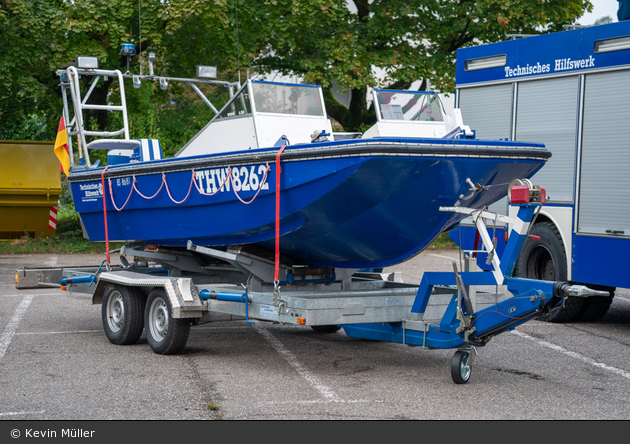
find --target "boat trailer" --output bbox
[15,182,608,383]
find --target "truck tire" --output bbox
[515,221,584,322]
[102,284,146,345]
[144,288,190,355]
[575,287,615,322]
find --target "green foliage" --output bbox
[0,234,120,254]
[237,0,592,130]
[56,203,83,239]
[0,0,592,141]
[0,113,48,141]
[429,233,457,250]
[0,0,234,152]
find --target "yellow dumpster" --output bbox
[0,140,62,240]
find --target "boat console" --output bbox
[176,80,334,157]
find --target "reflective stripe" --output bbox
[48,206,58,229]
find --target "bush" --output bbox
[56,176,84,238]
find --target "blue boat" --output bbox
[62,67,550,269]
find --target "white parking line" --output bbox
[16,330,101,336]
[260,399,374,405]
[0,294,34,364]
[2,293,61,298]
[254,324,343,403]
[512,330,630,380]
[0,410,46,417]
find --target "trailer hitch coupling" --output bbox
[554,282,611,298]
[541,282,611,320]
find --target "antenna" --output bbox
[236,0,241,84]
[138,0,142,75]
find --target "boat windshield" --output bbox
[375,90,444,122]
[251,81,325,116]
[215,86,252,120]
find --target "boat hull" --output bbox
[68,138,550,268]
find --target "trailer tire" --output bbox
[451,350,472,384]
[102,285,146,345]
[515,221,584,323]
[144,288,190,355]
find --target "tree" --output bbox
[0,0,233,151]
[1,0,593,147]
[235,0,593,131]
[593,16,613,26]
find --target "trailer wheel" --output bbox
[451,350,472,384]
[102,285,145,345]
[144,288,190,355]
[515,222,583,322]
[311,325,341,333]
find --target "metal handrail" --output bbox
[58,65,240,170]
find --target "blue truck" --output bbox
[452,19,630,322]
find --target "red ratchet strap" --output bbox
[274,145,287,283]
[101,165,110,265]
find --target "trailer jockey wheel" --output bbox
[451,349,472,384]
[102,284,145,345]
[144,288,190,355]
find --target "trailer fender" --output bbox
[93,271,206,319]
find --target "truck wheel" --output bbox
[575,288,615,322]
[102,284,145,345]
[144,288,190,355]
[515,221,583,322]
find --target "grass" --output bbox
[206,402,220,411]
[428,232,458,250]
[0,235,120,255]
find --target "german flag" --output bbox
[54,116,71,176]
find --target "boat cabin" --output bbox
[176,80,334,157]
[362,89,473,139]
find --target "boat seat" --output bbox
[105,139,163,165]
[88,139,141,151]
[135,139,163,161]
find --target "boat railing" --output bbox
[58,58,239,170]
